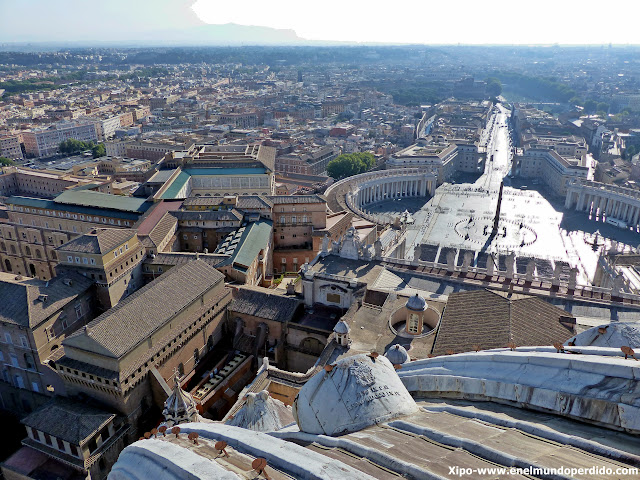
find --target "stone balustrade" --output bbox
[565,179,640,229]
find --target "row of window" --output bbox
[10,207,131,227]
[68,255,96,265]
[1,332,29,347]
[1,369,40,392]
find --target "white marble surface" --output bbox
[398,349,640,433]
[568,321,640,349]
[293,353,418,436]
[227,390,293,432]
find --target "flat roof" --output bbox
[54,190,150,213]
[184,167,267,176]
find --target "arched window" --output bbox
[4,259,11,272]
[24,354,35,370]
[10,244,16,255]
[0,242,5,251]
[25,246,31,256]
[29,264,36,277]
[35,249,42,259]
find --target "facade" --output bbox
[22,122,99,158]
[517,147,591,196]
[0,190,150,281]
[0,271,94,415]
[270,195,327,274]
[55,260,232,438]
[0,134,23,161]
[388,142,460,183]
[275,145,339,176]
[56,228,145,310]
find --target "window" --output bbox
[75,304,83,320]
[43,433,52,445]
[45,326,54,341]
[281,258,287,264]
[291,216,297,224]
[67,255,73,263]
[75,257,80,264]
[10,353,19,367]
[20,336,28,348]
[14,374,25,389]
[326,293,341,304]
[0,351,3,362]
[82,257,88,265]
[5,333,12,344]
[90,258,96,265]
[32,382,40,392]
[408,313,420,334]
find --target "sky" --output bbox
[0,0,638,45]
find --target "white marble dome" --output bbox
[293,353,418,436]
[385,344,410,365]
[333,320,350,334]
[227,390,293,432]
[406,293,427,311]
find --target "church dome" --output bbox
[333,320,350,334]
[406,293,427,311]
[385,344,409,366]
[293,353,418,436]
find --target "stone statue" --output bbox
[446,250,456,272]
[462,251,473,272]
[505,252,516,279]
[568,267,578,290]
[413,244,421,262]
[374,239,383,259]
[552,263,562,287]
[525,260,535,282]
[613,273,625,294]
[321,234,330,257]
[486,254,495,276]
[339,227,361,260]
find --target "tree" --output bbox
[569,96,583,106]
[583,100,598,114]
[485,77,502,98]
[0,156,15,166]
[597,102,609,114]
[327,153,376,180]
[59,139,95,155]
[92,143,106,158]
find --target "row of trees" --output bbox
[0,156,15,166]
[59,139,106,158]
[327,152,376,180]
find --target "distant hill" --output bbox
[180,23,306,45]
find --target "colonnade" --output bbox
[565,180,640,229]
[354,176,434,207]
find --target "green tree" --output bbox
[0,156,15,166]
[485,77,502,97]
[92,143,106,158]
[569,96,583,106]
[327,152,376,180]
[59,139,95,155]
[583,100,598,114]
[597,102,609,113]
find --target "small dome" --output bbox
[333,320,350,334]
[385,344,409,365]
[406,293,427,311]
[293,353,418,436]
[227,390,294,432]
[163,376,198,425]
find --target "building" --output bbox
[1,399,126,480]
[22,123,99,158]
[55,260,232,438]
[0,134,23,161]
[276,145,338,176]
[0,190,151,280]
[270,195,327,274]
[517,147,592,196]
[388,142,460,183]
[56,228,145,310]
[0,271,94,414]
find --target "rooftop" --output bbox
[63,260,224,359]
[56,228,136,255]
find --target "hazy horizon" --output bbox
[1,0,640,47]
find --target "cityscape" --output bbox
[1,2,640,479]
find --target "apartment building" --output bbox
[388,142,459,183]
